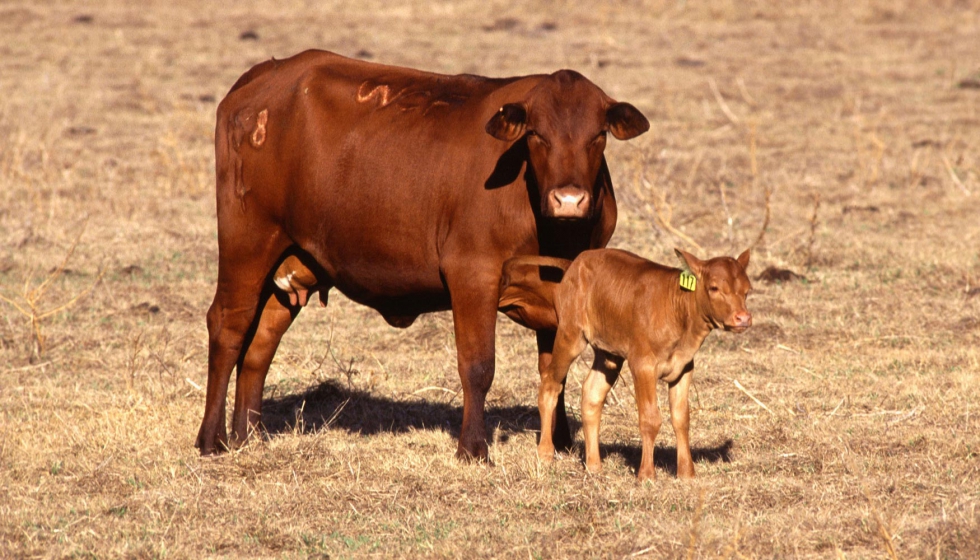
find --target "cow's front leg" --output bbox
[536,330,573,451]
[446,266,500,462]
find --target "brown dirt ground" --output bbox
[2,0,979,558]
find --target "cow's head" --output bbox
[485,70,649,220]
[676,248,753,333]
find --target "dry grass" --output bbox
[2,0,980,557]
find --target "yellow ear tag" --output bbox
[679,270,697,291]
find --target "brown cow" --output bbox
[196,50,649,459]
[499,248,751,479]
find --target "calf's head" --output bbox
[485,70,649,220]
[676,248,753,332]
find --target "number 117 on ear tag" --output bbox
[679,270,697,291]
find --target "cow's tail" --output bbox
[498,256,571,331]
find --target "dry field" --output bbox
[2,0,980,557]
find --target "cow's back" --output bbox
[215,50,546,309]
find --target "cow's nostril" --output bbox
[553,191,585,206]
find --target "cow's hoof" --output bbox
[455,442,491,464]
[195,433,229,456]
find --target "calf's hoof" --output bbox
[676,467,696,480]
[537,445,556,464]
[637,468,657,481]
[584,461,603,474]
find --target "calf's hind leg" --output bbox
[668,364,695,479]
[630,358,663,480]
[581,349,623,473]
[536,331,573,451]
[537,325,586,462]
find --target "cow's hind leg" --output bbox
[229,288,300,447]
[229,251,325,446]
[196,231,291,455]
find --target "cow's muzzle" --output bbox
[547,186,591,219]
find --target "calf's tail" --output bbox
[498,256,571,331]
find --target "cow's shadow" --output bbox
[260,379,735,476]
[260,378,541,444]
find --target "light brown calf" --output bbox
[500,248,751,480]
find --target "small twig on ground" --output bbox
[776,344,801,354]
[708,77,740,126]
[736,77,757,108]
[828,398,845,417]
[686,151,704,191]
[862,487,900,560]
[942,154,971,196]
[886,405,925,424]
[733,379,774,416]
[804,193,821,270]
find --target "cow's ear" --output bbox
[736,249,750,270]
[606,102,649,140]
[674,248,703,276]
[486,103,528,142]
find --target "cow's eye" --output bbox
[709,285,720,293]
[526,130,536,137]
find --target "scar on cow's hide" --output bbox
[356,82,397,107]
[250,109,268,148]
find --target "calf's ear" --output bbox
[486,103,528,142]
[606,102,649,140]
[736,249,750,270]
[674,248,704,276]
